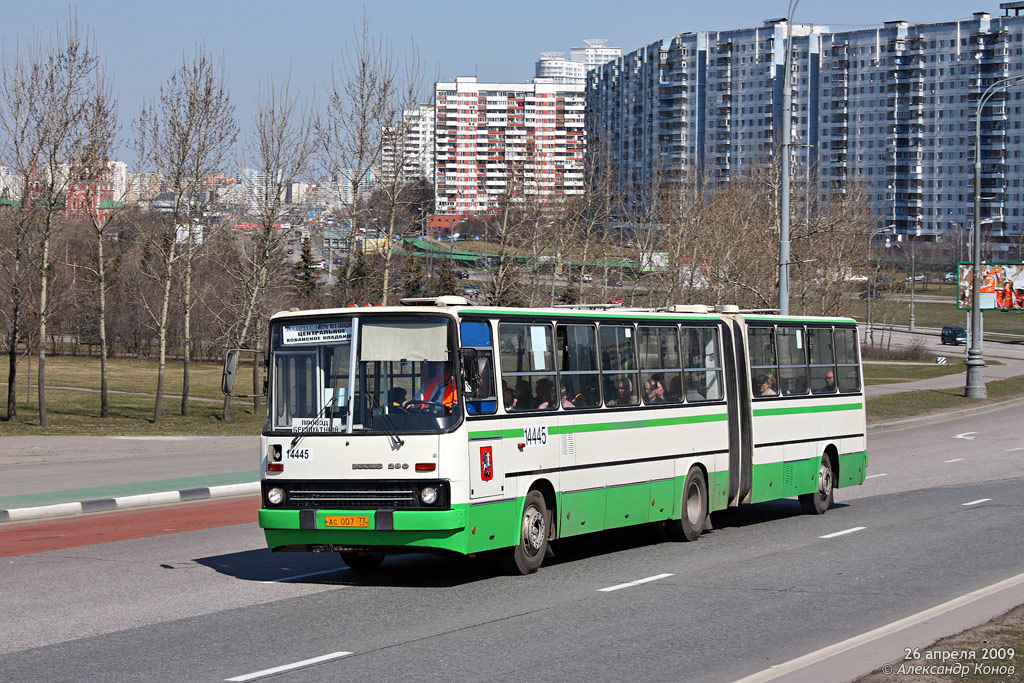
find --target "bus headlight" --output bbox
[420,486,439,506]
[267,487,285,505]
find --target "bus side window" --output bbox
[682,326,723,401]
[834,327,861,393]
[557,323,600,409]
[460,321,497,414]
[777,327,808,396]
[748,326,778,398]
[808,327,837,394]
[499,322,556,411]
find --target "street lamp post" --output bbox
[865,225,894,346]
[778,0,799,315]
[966,73,1024,397]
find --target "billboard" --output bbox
[957,262,1024,310]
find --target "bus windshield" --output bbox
[270,315,459,434]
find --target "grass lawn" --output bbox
[862,360,967,384]
[866,374,1024,424]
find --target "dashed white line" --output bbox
[865,473,888,479]
[226,651,352,681]
[819,526,866,539]
[260,568,342,584]
[1007,447,1024,452]
[962,498,992,507]
[945,458,964,463]
[599,573,674,592]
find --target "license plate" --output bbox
[324,515,369,528]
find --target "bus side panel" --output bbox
[837,449,868,488]
[750,444,785,503]
[605,479,651,529]
[558,487,607,538]
[708,470,729,512]
[465,498,520,553]
[650,477,675,520]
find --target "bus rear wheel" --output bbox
[340,550,385,570]
[800,454,835,515]
[666,467,707,542]
[507,490,550,575]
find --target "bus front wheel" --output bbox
[799,454,835,515]
[340,551,385,570]
[666,467,707,542]
[508,490,550,575]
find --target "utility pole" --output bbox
[778,0,799,315]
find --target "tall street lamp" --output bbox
[778,0,799,315]
[865,225,895,346]
[966,73,1024,398]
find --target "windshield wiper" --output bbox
[368,390,405,449]
[290,393,343,447]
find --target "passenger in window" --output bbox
[513,380,533,409]
[817,370,837,394]
[560,385,579,409]
[667,376,683,402]
[608,377,634,406]
[535,378,556,410]
[502,381,514,410]
[646,374,666,403]
[684,374,704,402]
[754,373,777,397]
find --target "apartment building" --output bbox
[587,9,1024,250]
[381,104,436,184]
[433,77,586,215]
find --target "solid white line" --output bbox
[599,573,674,592]
[945,458,964,463]
[1007,447,1024,452]
[819,526,866,539]
[226,651,352,681]
[732,571,1024,683]
[260,568,342,584]
[962,498,992,506]
[865,473,888,479]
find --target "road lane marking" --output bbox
[819,527,866,539]
[260,568,342,584]
[599,573,674,592]
[226,651,352,681]
[733,571,1024,683]
[962,498,992,506]
[945,458,964,463]
[954,432,977,440]
[865,473,888,479]
[1007,447,1024,452]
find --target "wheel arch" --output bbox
[823,443,839,480]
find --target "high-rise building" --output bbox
[433,76,586,215]
[570,38,623,69]
[381,104,435,184]
[587,11,1024,250]
[536,39,621,85]
[106,160,129,201]
[240,168,282,214]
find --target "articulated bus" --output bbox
[223,296,867,574]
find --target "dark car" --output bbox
[940,325,967,345]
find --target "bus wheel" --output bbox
[666,467,707,542]
[340,551,385,570]
[508,490,550,575]
[800,454,835,515]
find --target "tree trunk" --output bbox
[97,236,109,418]
[181,237,192,416]
[6,252,20,422]
[38,235,50,426]
[152,256,174,423]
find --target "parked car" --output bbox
[456,270,470,279]
[607,297,624,305]
[459,284,480,297]
[905,273,925,282]
[940,325,967,345]
[286,249,294,255]
[943,272,957,282]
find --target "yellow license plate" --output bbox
[324,515,369,528]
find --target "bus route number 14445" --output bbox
[524,425,548,448]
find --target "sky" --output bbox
[0,0,1007,165]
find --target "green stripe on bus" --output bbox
[743,314,856,324]
[469,413,727,440]
[752,402,863,417]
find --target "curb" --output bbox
[868,394,1024,433]
[0,481,260,524]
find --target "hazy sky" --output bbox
[0,1,1005,164]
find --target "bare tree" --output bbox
[317,16,389,303]
[133,47,236,423]
[220,74,314,421]
[0,18,101,425]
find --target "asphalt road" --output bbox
[1,405,1022,682]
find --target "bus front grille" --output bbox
[265,480,450,510]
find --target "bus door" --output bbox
[725,317,753,507]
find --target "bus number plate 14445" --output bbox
[523,425,548,448]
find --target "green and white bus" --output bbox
[224,297,867,573]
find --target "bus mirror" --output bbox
[222,351,239,395]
